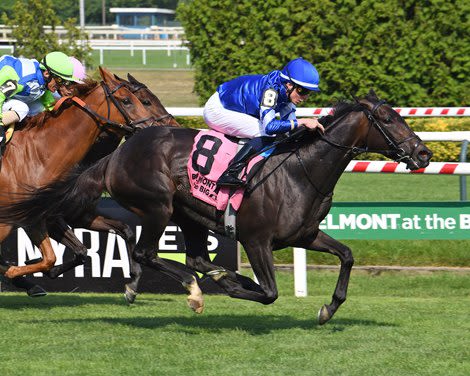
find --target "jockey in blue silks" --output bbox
[203,57,324,187]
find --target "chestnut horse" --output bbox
[0,67,153,279]
[0,91,432,324]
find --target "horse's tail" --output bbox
[0,154,112,228]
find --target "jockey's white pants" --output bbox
[203,92,264,138]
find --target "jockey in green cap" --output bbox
[0,51,81,136]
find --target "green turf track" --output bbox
[1,270,468,376]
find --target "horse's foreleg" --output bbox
[181,222,276,304]
[4,226,56,278]
[303,230,354,325]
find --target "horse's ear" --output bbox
[113,73,125,82]
[99,66,118,84]
[367,88,379,100]
[127,73,142,86]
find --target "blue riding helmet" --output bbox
[280,57,320,91]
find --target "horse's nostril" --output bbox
[418,149,432,161]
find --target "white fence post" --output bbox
[293,247,307,297]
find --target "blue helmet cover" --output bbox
[280,57,320,91]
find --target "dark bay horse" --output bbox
[0,90,432,324]
[41,73,182,304]
[0,67,153,279]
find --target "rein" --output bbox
[245,98,420,195]
[53,81,151,134]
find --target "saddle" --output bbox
[187,130,269,237]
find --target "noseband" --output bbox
[363,100,421,163]
[130,82,175,126]
[102,82,153,132]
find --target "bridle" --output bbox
[317,100,421,164]
[292,99,422,196]
[101,81,153,132]
[129,82,175,126]
[54,80,153,135]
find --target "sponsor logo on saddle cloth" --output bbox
[188,130,263,211]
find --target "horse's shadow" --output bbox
[1,295,397,333]
[0,294,174,309]
[36,314,396,334]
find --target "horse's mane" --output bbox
[18,79,99,131]
[321,99,365,127]
[273,98,367,154]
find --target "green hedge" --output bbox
[177,0,469,107]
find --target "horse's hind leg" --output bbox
[303,230,354,325]
[180,220,275,304]
[132,213,204,314]
[3,225,56,278]
[78,214,141,305]
[47,213,142,304]
[45,219,89,279]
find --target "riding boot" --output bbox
[217,143,258,187]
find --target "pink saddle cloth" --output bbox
[187,130,262,211]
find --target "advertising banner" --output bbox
[1,198,238,293]
[320,202,470,240]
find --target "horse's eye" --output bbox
[384,116,393,124]
[142,99,151,106]
[122,98,131,105]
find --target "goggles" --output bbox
[51,74,73,87]
[295,85,311,96]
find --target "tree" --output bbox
[2,0,92,65]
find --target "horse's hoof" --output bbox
[317,305,332,325]
[27,285,47,298]
[187,295,204,314]
[124,285,137,305]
